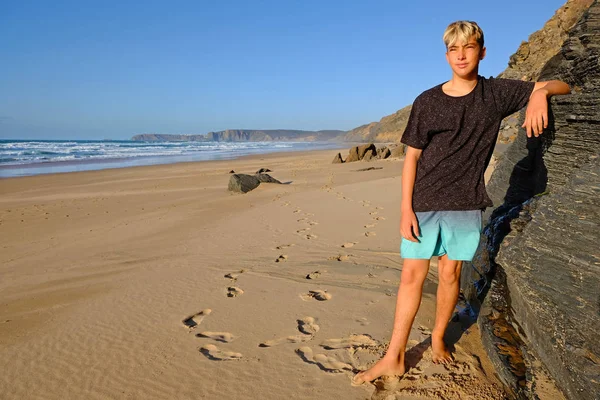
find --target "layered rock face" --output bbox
[500,0,594,81]
[463,2,600,398]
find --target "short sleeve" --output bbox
[401,96,429,149]
[489,77,536,118]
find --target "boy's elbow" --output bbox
[533,80,571,96]
[552,80,571,95]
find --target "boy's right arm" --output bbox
[400,146,422,242]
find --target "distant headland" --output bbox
[131,129,346,142]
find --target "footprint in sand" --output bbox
[341,242,357,248]
[275,244,295,250]
[328,254,351,262]
[296,228,310,234]
[376,206,384,210]
[365,231,376,237]
[259,317,320,347]
[369,211,378,216]
[275,255,288,263]
[374,216,386,221]
[306,270,322,280]
[295,347,353,372]
[196,331,235,343]
[182,309,212,331]
[301,289,331,301]
[224,273,239,281]
[227,286,244,297]
[297,316,320,335]
[319,334,379,350]
[199,344,242,361]
[305,234,318,240]
[293,209,302,214]
[297,217,308,222]
[308,221,319,226]
[259,334,312,347]
[364,223,376,228]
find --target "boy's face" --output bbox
[445,36,486,79]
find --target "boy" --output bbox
[353,21,570,384]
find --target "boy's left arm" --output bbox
[523,80,571,137]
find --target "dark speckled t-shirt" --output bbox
[401,75,535,212]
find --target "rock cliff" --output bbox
[344,105,412,143]
[461,1,600,398]
[132,129,345,142]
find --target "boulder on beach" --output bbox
[345,146,360,163]
[357,143,376,159]
[256,168,272,174]
[228,173,282,193]
[389,144,406,158]
[255,173,281,184]
[377,146,391,159]
[332,153,344,164]
[363,149,375,161]
[228,174,261,193]
[344,143,378,163]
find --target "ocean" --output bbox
[0,139,345,178]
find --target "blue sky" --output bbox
[1,0,566,140]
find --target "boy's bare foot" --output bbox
[431,336,453,364]
[352,356,405,385]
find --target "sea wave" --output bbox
[0,139,344,177]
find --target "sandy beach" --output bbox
[0,149,506,399]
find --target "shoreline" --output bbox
[0,141,349,178]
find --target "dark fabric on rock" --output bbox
[401,75,535,212]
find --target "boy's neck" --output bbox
[442,73,479,97]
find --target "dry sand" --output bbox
[0,149,506,399]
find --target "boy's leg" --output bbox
[431,254,462,363]
[353,258,430,384]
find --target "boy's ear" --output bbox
[480,46,487,60]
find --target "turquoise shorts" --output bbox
[400,210,482,261]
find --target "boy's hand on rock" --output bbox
[400,211,420,242]
[523,89,549,138]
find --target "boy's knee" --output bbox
[401,264,428,285]
[438,258,461,284]
[438,266,461,285]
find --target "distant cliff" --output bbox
[132,129,345,142]
[344,105,412,143]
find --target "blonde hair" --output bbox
[443,21,484,49]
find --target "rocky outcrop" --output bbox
[332,153,344,164]
[462,2,600,398]
[228,173,282,193]
[336,143,406,164]
[133,130,345,142]
[500,0,594,81]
